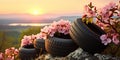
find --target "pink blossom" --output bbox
[97,2,116,23]
[0,53,3,60]
[23,35,31,40]
[98,8,110,23]
[100,33,119,45]
[31,34,37,40]
[48,26,56,34]
[41,26,53,37]
[39,19,71,39]
[58,26,63,33]
[39,33,47,39]
[41,26,49,33]
[57,19,71,34]
[84,5,96,17]
[21,35,33,47]
[98,8,105,15]
[3,47,19,60]
[49,32,54,37]
[39,24,58,39]
[84,5,90,13]
[102,38,112,45]
[100,34,112,45]
[5,49,11,55]
[21,39,29,47]
[108,2,116,9]
[36,33,45,39]
[36,33,42,39]
[100,34,107,40]
[64,30,69,35]
[96,21,105,29]
[47,26,56,37]
[58,19,66,25]
[101,2,116,12]
[87,10,96,17]
[14,49,19,55]
[105,38,112,45]
[51,21,58,27]
[112,34,120,45]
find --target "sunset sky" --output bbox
[0,0,118,15]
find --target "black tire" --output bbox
[45,36,78,57]
[19,44,38,60]
[69,18,107,54]
[34,39,45,51]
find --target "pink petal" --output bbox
[100,34,107,41]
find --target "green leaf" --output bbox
[82,17,86,22]
[82,17,93,24]
[86,20,89,24]
[89,17,93,23]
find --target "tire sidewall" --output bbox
[45,36,78,57]
[69,18,107,54]
[19,45,37,60]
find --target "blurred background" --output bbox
[0,0,118,52]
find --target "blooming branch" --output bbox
[82,1,120,45]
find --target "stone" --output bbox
[36,47,120,60]
[67,48,98,60]
[94,53,120,60]
[67,48,120,60]
[36,54,67,60]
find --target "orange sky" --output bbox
[0,0,118,15]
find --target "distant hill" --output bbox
[0,16,81,25]
[52,16,81,22]
[0,25,31,32]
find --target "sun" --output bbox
[33,10,39,15]
[29,9,44,16]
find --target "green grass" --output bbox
[0,26,41,52]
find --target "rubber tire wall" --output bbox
[45,36,78,57]
[69,18,107,54]
[34,39,45,51]
[19,47,38,60]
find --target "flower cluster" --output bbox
[21,34,37,47]
[20,20,71,46]
[0,47,19,60]
[82,1,120,45]
[38,19,71,39]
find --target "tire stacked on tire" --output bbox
[69,18,107,54]
[19,44,38,60]
[45,36,78,57]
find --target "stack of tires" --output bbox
[19,18,107,59]
[69,18,107,54]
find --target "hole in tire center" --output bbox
[23,44,34,49]
[86,23,104,35]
